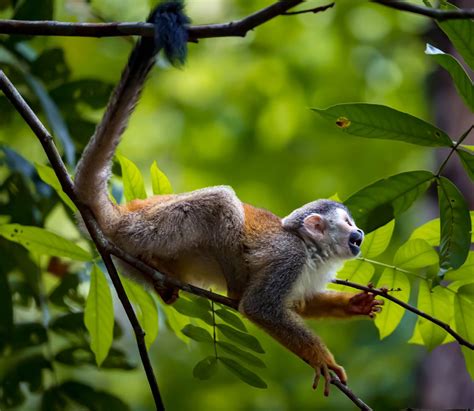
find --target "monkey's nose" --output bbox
[349,230,363,246]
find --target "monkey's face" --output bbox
[300,206,364,260]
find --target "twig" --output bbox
[331,375,372,411]
[0,69,165,411]
[333,279,474,350]
[0,68,372,411]
[282,3,334,15]
[372,0,474,21]
[436,125,474,177]
[0,1,310,40]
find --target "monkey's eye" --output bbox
[346,218,353,226]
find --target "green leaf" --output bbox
[437,3,474,71]
[457,149,474,181]
[31,48,71,86]
[0,224,90,261]
[172,297,213,325]
[361,220,395,258]
[117,155,147,202]
[445,252,474,281]
[181,324,213,343]
[160,304,190,344]
[330,259,375,292]
[216,324,265,354]
[193,356,218,380]
[217,341,266,368]
[417,282,452,350]
[10,323,48,351]
[121,277,158,349]
[55,346,135,370]
[150,161,173,195]
[374,268,410,339]
[312,104,452,147]
[219,357,267,389]
[35,163,77,211]
[215,308,247,332]
[453,286,474,380]
[345,171,434,233]
[84,265,114,366]
[437,177,471,272]
[410,218,441,246]
[425,44,474,112]
[0,270,13,336]
[393,239,438,269]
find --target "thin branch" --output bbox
[0,70,165,411]
[331,375,372,411]
[0,68,371,411]
[436,125,474,177]
[282,3,334,15]
[0,1,312,40]
[333,279,474,350]
[372,0,474,21]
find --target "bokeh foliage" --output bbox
[0,0,473,410]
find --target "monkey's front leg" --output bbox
[240,291,346,396]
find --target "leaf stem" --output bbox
[211,299,218,359]
[357,257,425,279]
[436,125,474,177]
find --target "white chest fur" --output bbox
[289,254,343,303]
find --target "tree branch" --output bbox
[0,70,165,411]
[333,279,474,350]
[372,0,474,21]
[0,68,372,411]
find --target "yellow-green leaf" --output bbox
[417,282,452,351]
[445,252,474,282]
[84,265,114,366]
[453,285,474,380]
[122,276,158,349]
[375,268,410,339]
[150,161,173,195]
[36,163,76,211]
[361,220,395,258]
[0,224,90,261]
[393,239,438,269]
[118,155,147,202]
[331,259,375,292]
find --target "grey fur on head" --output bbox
[281,199,349,232]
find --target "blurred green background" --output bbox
[1,0,472,410]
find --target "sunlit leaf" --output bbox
[150,161,173,195]
[457,149,474,181]
[35,163,76,211]
[215,308,247,332]
[117,155,147,202]
[193,357,218,380]
[437,3,474,71]
[393,239,438,269]
[219,357,267,388]
[84,265,114,366]
[345,171,434,233]
[425,44,474,111]
[374,268,410,339]
[122,277,158,349]
[313,104,452,146]
[181,324,213,343]
[445,252,474,282]
[453,285,474,380]
[217,341,266,368]
[417,282,452,350]
[160,304,190,344]
[216,324,264,354]
[437,177,471,272]
[0,224,90,261]
[361,220,395,258]
[331,259,375,292]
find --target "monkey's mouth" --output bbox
[348,231,363,255]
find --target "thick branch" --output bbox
[0,68,371,411]
[372,0,474,21]
[334,279,474,350]
[0,70,165,411]
[0,1,308,40]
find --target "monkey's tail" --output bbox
[74,1,189,229]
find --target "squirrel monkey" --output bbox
[74,1,383,396]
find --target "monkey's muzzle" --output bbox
[348,229,364,255]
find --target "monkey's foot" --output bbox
[347,292,383,318]
[155,285,180,304]
[310,350,347,396]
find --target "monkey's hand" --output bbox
[309,344,347,396]
[347,292,383,318]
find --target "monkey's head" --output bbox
[282,200,364,260]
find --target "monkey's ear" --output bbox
[303,213,326,237]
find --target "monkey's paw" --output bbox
[310,349,347,396]
[347,292,383,318]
